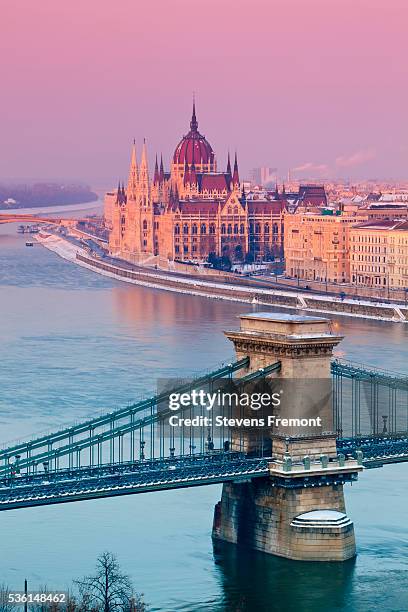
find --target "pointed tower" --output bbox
[127,140,138,200]
[232,152,240,189]
[138,139,150,202]
[190,98,198,133]
[137,139,154,256]
[159,154,165,183]
[226,152,232,177]
[116,180,122,203]
[153,154,159,185]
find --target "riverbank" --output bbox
[36,233,408,323]
[1,200,103,216]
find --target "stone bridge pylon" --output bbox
[212,312,363,561]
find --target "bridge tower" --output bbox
[212,312,362,561]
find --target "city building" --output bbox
[106,104,286,265]
[350,220,408,289]
[284,212,358,284]
[251,167,277,186]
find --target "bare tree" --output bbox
[75,552,146,612]
[0,584,12,612]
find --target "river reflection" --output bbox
[213,541,355,612]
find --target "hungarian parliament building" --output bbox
[104,104,326,265]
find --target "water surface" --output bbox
[0,221,407,611]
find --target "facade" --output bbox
[284,212,358,284]
[350,220,408,289]
[107,104,285,265]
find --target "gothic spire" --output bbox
[153,154,159,184]
[232,152,240,186]
[140,138,148,168]
[190,97,198,132]
[159,154,164,183]
[226,152,232,176]
[127,140,138,195]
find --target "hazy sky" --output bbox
[2,0,407,185]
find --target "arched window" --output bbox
[192,224,198,235]
[174,224,180,235]
[143,220,148,230]
[183,224,189,235]
[264,223,270,234]
[221,224,226,235]
[121,215,126,225]
[227,206,232,214]
[201,223,207,234]
[255,223,261,234]
[209,223,216,234]
[227,224,232,234]
[273,223,279,235]
[233,206,238,215]
[240,223,245,235]
[234,224,239,234]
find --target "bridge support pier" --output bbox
[213,313,360,561]
[213,478,356,561]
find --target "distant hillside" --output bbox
[0,182,98,208]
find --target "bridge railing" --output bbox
[332,359,408,438]
[0,359,282,480]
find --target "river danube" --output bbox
[1,216,407,611]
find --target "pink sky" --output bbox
[1,0,408,184]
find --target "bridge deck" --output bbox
[0,454,270,511]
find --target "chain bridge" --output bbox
[1,312,407,561]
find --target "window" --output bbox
[264,223,270,234]
[240,224,245,235]
[234,224,239,234]
[192,224,198,235]
[227,224,232,234]
[143,220,148,230]
[174,224,180,235]
[221,224,226,235]
[183,224,189,235]
[209,224,216,234]
[201,223,207,234]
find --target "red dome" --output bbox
[173,103,214,165]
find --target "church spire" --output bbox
[141,138,148,168]
[127,140,138,197]
[226,152,232,177]
[153,154,159,184]
[138,139,150,197]
[190,96,198,132]
[159,154,164,183]
[232,152,240,187]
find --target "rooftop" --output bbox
[240,312,328,322]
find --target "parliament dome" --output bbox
[173,103,214,166]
